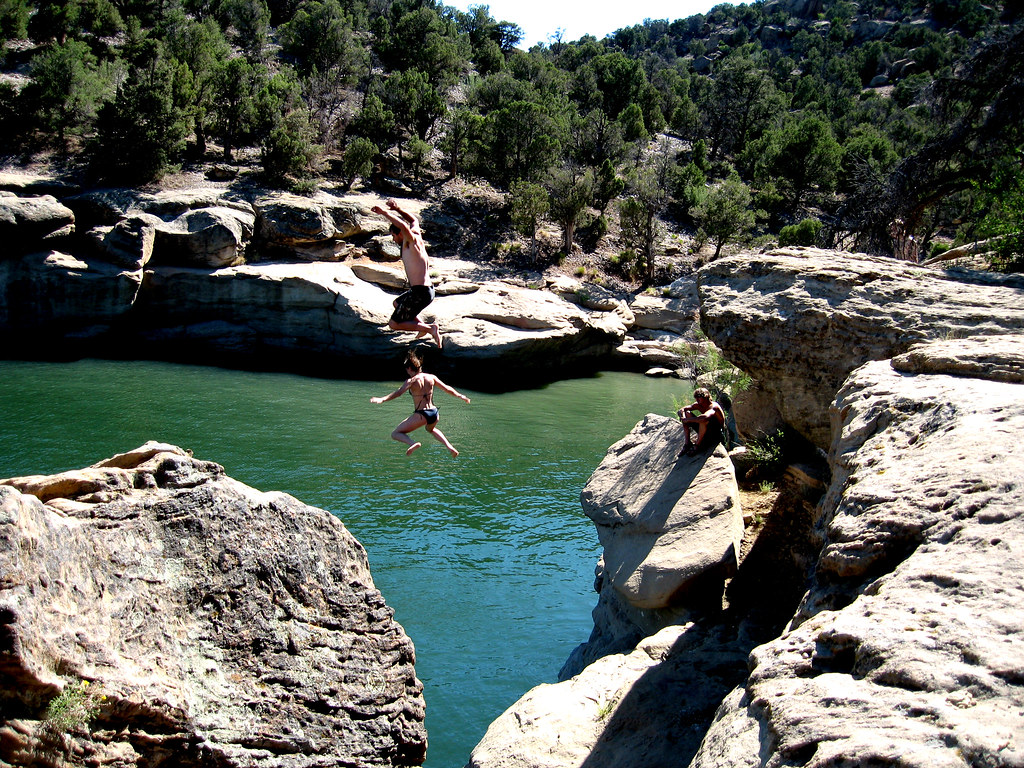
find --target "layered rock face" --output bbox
[0,443,426,767]
[0,182,674,386]
[698,247,1024,449]
[693,336,1024,768]
[560,415,744,676]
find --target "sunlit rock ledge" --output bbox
[0,442,426,767]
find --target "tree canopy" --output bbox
[1,0,1021,274]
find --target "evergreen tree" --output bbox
[690,171,756,259]
[89,50,188,182]
[545,163,594,256]
[279,0,364,80]
[262,108,320,184]
[163,11,229,156]
[509,179,549,262]
[24,38,107,148]
[618,140,672,283]
[211,56,262,161]
[0,0,30,43]
[745,112,843,210]
[477,100,563,185]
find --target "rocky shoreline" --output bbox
[468,252,1024,768]
[0,173,697,388]
[0,442,426,767]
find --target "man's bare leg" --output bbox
[391,318,442,348]
[427,426,459,457]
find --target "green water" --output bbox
[0,359,687,767]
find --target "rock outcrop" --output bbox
[471,253,1024,768]
[470,624,749,768]
[692,336,1024,767]
[698,247,1024,449]
[559,415,743,677]
[0,442,426,767]
[0,182,655,386]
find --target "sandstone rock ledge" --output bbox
[692,336,1024,768]
[0,183,688,387]
[0,442,426,767]
[468,253,1024,768]
[698,247,1024,449]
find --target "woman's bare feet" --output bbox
[406,442,422,456]
[448,447,459,458]
[430,323,442,349]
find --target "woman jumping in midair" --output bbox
[370,351,470,456]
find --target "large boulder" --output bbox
[580,414,743,612]
[0,250,141,342]
[691,335,1024,767]
[150,206,255,268]
[0,193,75,254]
[254,192,363,250]
[469,624,749,768]
[559,414,744,678]
[698,248,1024,449]
[85,213,163,270]
[0,442,427,767]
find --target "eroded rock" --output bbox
[692,336,1024,767]
[560,414,744,678]
[698,247,1024,449]
[0,442,427,767]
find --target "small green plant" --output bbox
[746,430,785,475]
[574,265,586,277]
[610,249,641,280]
[576,288,591,303]
[758,480,775,493]
[290,177,319,196]
[594,693,617,721]
[43,680,103,734]
[674,331,751,401]
[778,217,822,247]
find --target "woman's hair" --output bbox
[404,351,423,372]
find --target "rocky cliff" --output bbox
[468,250,1024,768]
[0,442,426,767]
[0,176,697,387]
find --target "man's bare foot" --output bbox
[430,322,442,349]
[406,442,422,456]
[449,447,459,457]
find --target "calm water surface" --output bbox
[0,359,687,768]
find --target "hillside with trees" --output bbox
[1,0,1021,279]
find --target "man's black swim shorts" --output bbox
[391,284,435,324]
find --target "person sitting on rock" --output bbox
[371,198,443,349]
[677,387,726,456]
[370,350,470,457]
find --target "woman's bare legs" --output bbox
[426,424,459,457]
[392,413,426,455]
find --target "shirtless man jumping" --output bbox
[370,350,470,456]
[371,198,443,348]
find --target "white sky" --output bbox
[445,0,725,49]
